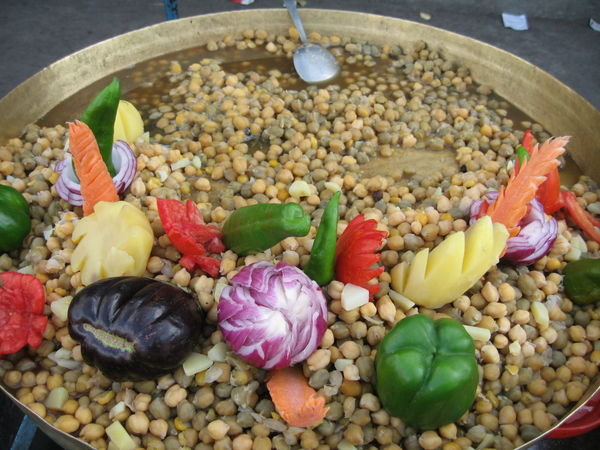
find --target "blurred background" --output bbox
[1,1,599,449]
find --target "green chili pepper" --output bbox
[375,314,478,430]
[0,185,31,253]
[563,258,600,305]
[305,191,340,285]
[81,78,121,177]
[516,144,531,166]
[222,203,311,256]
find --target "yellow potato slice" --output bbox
[391,216,509,308]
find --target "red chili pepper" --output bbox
[334,214,387,297]
[0,272,48,357]
[521,130,535,153]
[561,191,600,243]
[157,198,224,276]
[536,168,563,214]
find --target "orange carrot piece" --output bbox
[486,137,568,236]
[68,120,119,216]
[266,367,329,428]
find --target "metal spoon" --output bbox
[284,0,340,83]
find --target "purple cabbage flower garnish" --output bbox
[217,261,328,370]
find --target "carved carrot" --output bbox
[68,120,119,216]
[266,367,328,428]
[486,137,568,236]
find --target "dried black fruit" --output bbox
[68,277,203,381]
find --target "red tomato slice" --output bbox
[0,273,47,356]
[157,198,225,275]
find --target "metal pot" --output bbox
[0,9,598,450]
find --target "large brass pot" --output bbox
[0,9,598,450]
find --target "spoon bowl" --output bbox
[284,0,340,83]
[293,42,340,83]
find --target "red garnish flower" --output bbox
[0,272,48,357]
[157,198,225,277]
[335,214,387,297]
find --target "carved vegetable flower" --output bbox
[217,261,327,370]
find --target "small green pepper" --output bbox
[0,185,31,253]
[222,203,311,256]
[563,258,600,305]
[305,191,340,285]
[375,314,478,430]
[81,78,121,176]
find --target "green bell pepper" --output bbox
[222,203,311,256]
[375,314,478,430]
[0,185,31,253]
[563,258,600,305]
[305,191,340,285]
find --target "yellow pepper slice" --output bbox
[71,201,153,285]
[113,100,144,144]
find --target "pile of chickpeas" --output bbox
[0,26,599,450]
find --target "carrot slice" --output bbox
[69,120,119,215]
[266,367,329,428]
[486,137,568,236]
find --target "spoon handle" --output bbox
[284,0,308,43]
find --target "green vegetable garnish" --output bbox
[305,191,340,285]
[375,314,479,430]
[81,78,121,177]
[222,203,311,256]
[516,144,531,166]
[0,185,31,252]
[563,258,600,305]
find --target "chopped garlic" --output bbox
[43,226,54,240]
[571,234,587,253]
[531,301,549,330]
[50,296,73,322]
[106,421,136,450]
[45,387,69,410]
[192,156,202,169]
[182,352,213,376]
[213,278,229,302]
[388,289,415,312]
[334,358,353,371]
[17,265,34,275]
[109,401,127,419]
[156,170,168,182]
[288,180,311,198]
[564,247,582,262]
[208,342,229,362]
[341,283,370,310]
[463,325,491,342]
[170,158,191,171]
[324,181,342,192]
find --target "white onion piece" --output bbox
[341,283,370,310]
[55,140,137,206]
